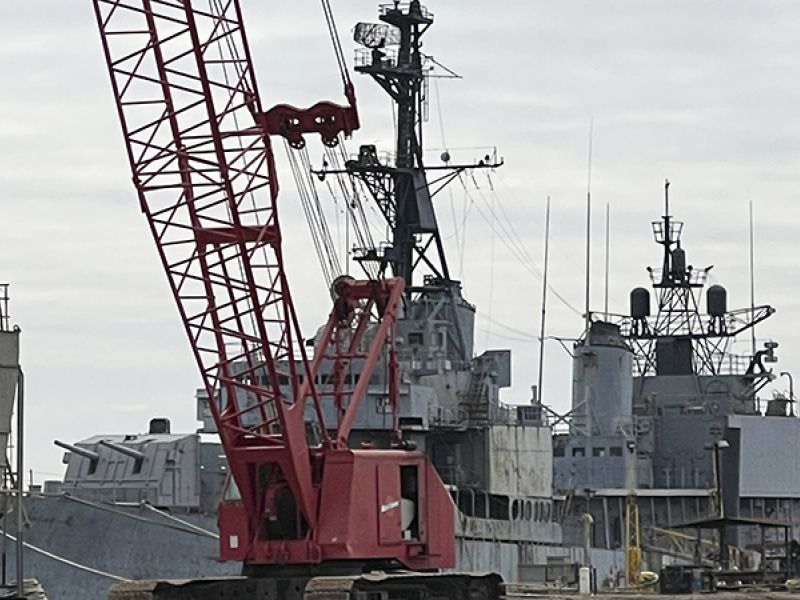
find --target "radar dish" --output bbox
[354,22,401,49]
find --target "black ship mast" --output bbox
[317,1,502,363]
[605,182,777,390]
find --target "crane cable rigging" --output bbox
[324,141,380,275]
[321,0,353,91]
[286,137,381,288]
[281,1,383,287]
[457,173,582,318]
[285,140,342,288]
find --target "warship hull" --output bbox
[9,489,573,600]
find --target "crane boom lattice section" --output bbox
[93,0,320,525]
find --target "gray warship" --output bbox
[8,4,569,599]
[552,182,797,581]
[9,4,798,599]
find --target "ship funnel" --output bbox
[571,322,633,437]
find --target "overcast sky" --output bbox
[2,1,800,482]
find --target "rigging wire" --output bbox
[61,494,214,538]
[485,191,496,348]
[477,329,538,345]
[301,147,342,278]
[329,138,383,279]
[479,312,540,341]
[321,159,347,270]
[432,78,466,275]
[0,529,128,582]
[331,144,376,245]
[458,187,470,277]
[141,503,220,539]
[472,174,582,317]
[284,140,340,288]
[458,174,581,317]
[484,180,546,278]
[320,0,352,88]
[494,174,595,289]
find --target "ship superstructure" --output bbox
[553,183,796,573]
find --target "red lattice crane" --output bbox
[91,0,458,578]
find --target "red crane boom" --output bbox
[91,0,456,575]
[93,0,329,535]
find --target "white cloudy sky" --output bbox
[2,1,800,482]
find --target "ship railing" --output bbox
[428,405,469,428]
[495,401,559,427]
[436,465,481,489]
[378,2,433,19]
[636,352,754,377]
[595,312,746,346]
[0,283,8,331]
[651,219,684,244]
[354,47,399,70]
[647,267,708,286]
[493,401,519,425]
[516,404,547,426]
[710,352,753,375]
[588,313,652,348]
[603,313,630,333]
[453,400,518,426]
[346,146,395,168]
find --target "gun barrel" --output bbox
[54,440,100,462]
[99,439,146,462]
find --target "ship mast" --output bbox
[621,182,776,389]
[318,2,502,364]
[352,2,442,288]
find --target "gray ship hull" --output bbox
[6,495,236,600]
[9,493,574,600]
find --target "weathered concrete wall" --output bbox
[488,425,552,497]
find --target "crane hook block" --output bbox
[258,99,360,149]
